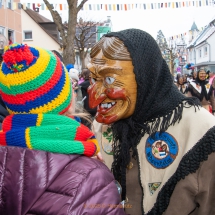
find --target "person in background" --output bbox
[78,72,85,85]
[208,70,215,85]
[0,96,9,129]
[182,74,188,84]
[175,74,188,94]
[66,63,74,72]
[79,69,97,118]
[79,69,97,129]
[186,67,215,113]
[0,44,126,215]
[69,68,79,97]
[190,70,197,81]
[51,50,63,62]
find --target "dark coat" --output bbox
[0,146,126,215]
[0,96,9,129]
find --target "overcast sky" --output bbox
[21,0,215,39]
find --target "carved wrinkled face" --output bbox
[87,50,137,124]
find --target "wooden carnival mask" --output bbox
[87,37,137,124]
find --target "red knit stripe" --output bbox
[59,102,71,115]
[0,132,7,146]
[75,124,93,141]
[2,115,13,132]
[0,58,62,104]
[82,141,96,157]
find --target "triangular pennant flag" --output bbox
[41,3,45,10]
[13,2,17,10]
[18,3,22,9]
[113,4,116,11]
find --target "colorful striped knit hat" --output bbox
[0,114,100,156]
[0,44,72,114]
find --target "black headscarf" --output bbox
[104,29,200,200]
[195,69,209,101]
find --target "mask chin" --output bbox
[96,113,118,124]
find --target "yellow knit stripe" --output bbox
[88,138,100,155]
[7,72,71,114]
[25,128,33,149]
[0,48,50,86]
[36,114,43,126]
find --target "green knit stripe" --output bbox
[41,114,80,127]
[30,124,78,141]
[32,139,85,154]
[0,50,57,94]
[29,126,84,154]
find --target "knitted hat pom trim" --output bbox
[2,44,38,74]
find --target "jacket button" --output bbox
[127,162,133,170]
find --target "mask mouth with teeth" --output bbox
[87,45,137,124]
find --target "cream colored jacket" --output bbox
[93,106,215,215]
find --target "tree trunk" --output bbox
[63,3,77,65]
[79,50,86,69]
[169,49,175,76]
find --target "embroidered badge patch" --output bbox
[148,182,161,196]
[102,125,113,155]
[145,132,179,169]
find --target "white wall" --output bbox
[207,32,215,62]
[195,43,209,64]
[21,9,61,51]
[187,48,195,64]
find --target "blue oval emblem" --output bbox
[145,132,179,169]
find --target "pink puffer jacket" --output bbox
[0,146,126,215]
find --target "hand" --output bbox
[91,152,105,163]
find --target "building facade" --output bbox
[187,18,215,72]
[0,0,22,45]
[21,8,61,52]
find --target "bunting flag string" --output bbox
[168,26,207,41]
[4,0,213,11]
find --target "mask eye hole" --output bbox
[90,78,96,84]
[105,77,115,85]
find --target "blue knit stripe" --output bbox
[6,129,27,147]
[3,64,66,113]
[11,114,38,130]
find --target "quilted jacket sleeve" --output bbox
[28,156,127,215]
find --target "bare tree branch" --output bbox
[77,0,88,12]
[43,0,67,47]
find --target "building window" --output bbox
[199,49,201,58]
[0,26,5,36]
[204,46,207,56]
[8,30,14,45]
[24,31,33,40]
[7,0,12,9]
